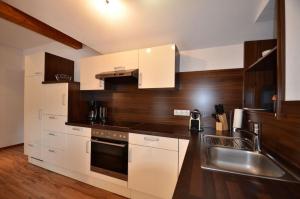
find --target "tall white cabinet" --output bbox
[24,52,45,160]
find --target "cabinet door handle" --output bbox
[48,116,56,119]
[48,133,56,136]
[34,72,42,75]
[144,137,159,142]
[48,149,55,153]
[128,147,132,163]
[72,127,80,131]
[138,72,142,87]
[86,140,90,154]
[38,109,43,120]
[62,94,66,106]
[28,144,34,147]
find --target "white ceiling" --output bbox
[2,0,275,53]
[0,18,52,49]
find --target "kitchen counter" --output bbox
[173,128,300,199]
[65,121,190,139]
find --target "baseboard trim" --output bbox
[0,143,24,150]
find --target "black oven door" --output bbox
[90,137,128,180]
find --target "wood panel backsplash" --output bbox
[79,69,243,128]
[245,110,300,172]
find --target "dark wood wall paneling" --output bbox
[77,69,244,128]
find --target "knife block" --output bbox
[218,113,228,131]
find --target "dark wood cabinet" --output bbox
[243,39,277,112]
[44,52,74,82]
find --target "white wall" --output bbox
[0,45,24,148]
[179,44,243,72]
[23,42,99,81]
[285,0,300,101]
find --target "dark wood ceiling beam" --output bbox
[0,1,83,49]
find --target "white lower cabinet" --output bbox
[128,134,179,199]
[66,133,91,175]
[42,147,66,168]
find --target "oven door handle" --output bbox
[91,139,127,148]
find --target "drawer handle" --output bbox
[28,144,34,147]
[48,133,56,136]
[144,137,159,142]
[72,127,80,131]
[48,116,56,119]
[34,72,42,75]
[48,149,55,153]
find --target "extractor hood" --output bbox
[95,69,138,80]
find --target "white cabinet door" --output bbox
[80,50,138,90]
[25,52,45,77]
[24,75,43,159]
[128,144,178,199]
[178,139,189,174]
[80,59,104,90]
[43,83,68,116]
[138,44,177,89]
[66,134,90,175]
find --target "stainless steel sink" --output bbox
[201,135,298,182]
[204,146,285,178]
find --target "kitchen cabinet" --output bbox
[179,139,189,174]
[24,71,43,159]
[66,133,91,175]
[138,44,178,89]
[24,52,44,77]
[42,83,68,116]
[80,50,138,90]
[42,146,66,168]
[128,133,178,199]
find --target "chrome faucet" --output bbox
[253,122,262,153]
[235,121,262,153]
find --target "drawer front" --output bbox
[43,114,67,133]
[67,126,91,137]
[42,147,65,168]
[25,143,42,160]
[42,131,66,150]
[129,133,178,151]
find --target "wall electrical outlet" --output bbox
[174,109,190,116]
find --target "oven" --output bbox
[90,129,128,181]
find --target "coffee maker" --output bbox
[88,101,98,123]
[189,109,203,132]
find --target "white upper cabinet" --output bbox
[42,83,68,116]
[80,50,139,90]
[25,52,45,77]
[138,44,178,89]
[285,0,300,100]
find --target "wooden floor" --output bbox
[0,145,127,199]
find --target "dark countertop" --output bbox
[65,121,190,139]
[173,128,300,199]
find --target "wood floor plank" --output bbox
[0,146,127,199]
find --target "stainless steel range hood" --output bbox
[95,69,138,80]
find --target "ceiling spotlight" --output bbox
[106,0,109,4]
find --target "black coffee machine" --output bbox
[88,101,99,123]
[189,109,203,132]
